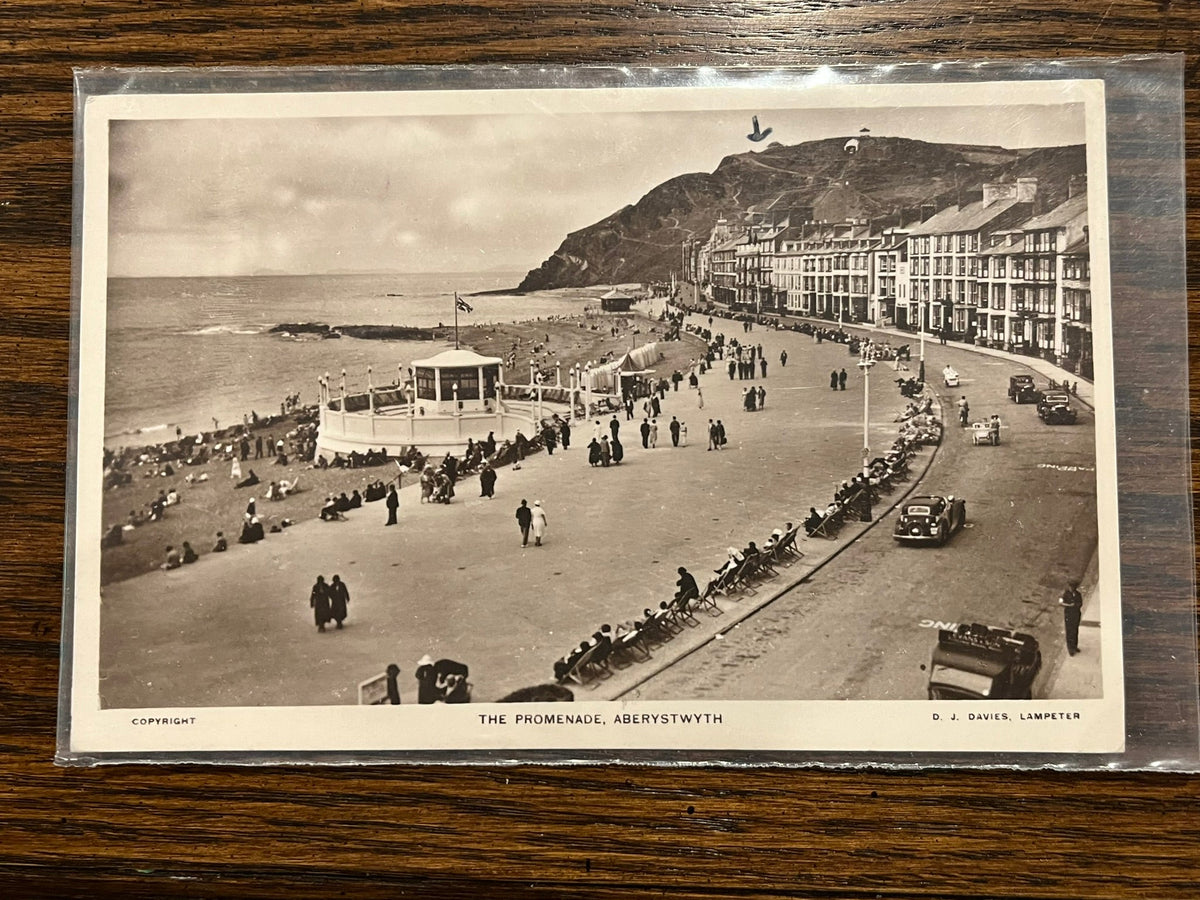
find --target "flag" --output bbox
[455,295,473,314]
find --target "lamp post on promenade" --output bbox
[857,344,876,522]
[918,298,927,384]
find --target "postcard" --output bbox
[62,69,1123,760]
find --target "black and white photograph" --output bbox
[65,73,1123,757]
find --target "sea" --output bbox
[103,272,613,446]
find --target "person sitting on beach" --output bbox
[212,531,227,552]
[161,545,182,570]
[165,488,181,506]
[238,516,265,544]
[320,496,345,522]
[235,469,260,489]
[278,476,299,498]
[266,481,280,501]
[804,507,824,536]
[349,489,362,509]
[181,541,199,564]
[334,492,352,513]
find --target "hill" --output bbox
[516,137,1086,292]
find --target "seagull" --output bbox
[747,116,772,142]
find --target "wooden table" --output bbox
[2,2,1197,896]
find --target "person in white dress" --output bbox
[530,501,548,547]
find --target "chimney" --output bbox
[1068,173,1087,199]
[982,182,1018,208]
[919,202,936,223]
[1016,177,1038,203]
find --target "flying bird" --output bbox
[747,116,772,142]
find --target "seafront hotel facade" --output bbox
[682,177,1094,378]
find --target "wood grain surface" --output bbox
[2,2,1198,897]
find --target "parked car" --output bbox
[927,623,1042,700]
[1037,391,1078,424]
[1007,373,1039,403]
[892,495,967,545]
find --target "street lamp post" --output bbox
[857,345,876,522]
[918,298,927,384]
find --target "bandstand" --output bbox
[315,348,612,459]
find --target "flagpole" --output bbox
[454,292,460,349]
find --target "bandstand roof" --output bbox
[412,348,503,368]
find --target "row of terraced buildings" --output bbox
[681,176,1094,378]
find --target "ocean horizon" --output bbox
[103,271,623,444]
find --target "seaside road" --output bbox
[100,312,924,708]
[626,325,1100,702]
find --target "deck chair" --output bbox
[580,638,614,685]
[611,628,651,667]
[693,579,724,615]
[560,643,599,686]
[665,592,701,629]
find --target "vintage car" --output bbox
[927,623,1042,700]
[892,495,967,545]
[942,365,960,387]
[1007,373,1040,403]
[1037,391,1078,424]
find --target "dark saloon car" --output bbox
[892,495,967,546]
[1007,373,1040,403]
[927,623,1042,700]
[1037,391,1078,425]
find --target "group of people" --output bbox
[308,574,350,633]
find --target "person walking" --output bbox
[716,419,726,448]
[559,420,571,450]
[728,359,736,380]
[708,419,719,451]
[611,435,624,464]
[679,422,688,446]
[599,436,612,467]
[838,368,847,390]
[757,385,766,410]
[760,357,767,378]
[385,484,399,525]
[780,349,788,367]
[957,395,970,427]
[542,423,557,455]
[609,416,620,442]
[669,416,681,447]
[515,499,533,547]
[328,574,350,630]
[479,462,497,499]
[649,419,659,449]
[530,500,548,547]
[310,575,331,634]
[829,369,839,391]
[697,387,704,409]
[1059,581,1084,656]
[640,418,651,449]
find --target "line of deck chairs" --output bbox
[804,440,916,540]
[552,524,807,689]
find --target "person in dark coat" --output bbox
[587,439,602,467]
[542,424,557,455]
[609,416,620,441]
[560,420,571,450]
[838,368,847,390]
[310,575,331,633]
[830,369,839,390]
[515,499,533,546]
[479,462,497,499]
[385,664,402,705]
[640,418,651,449]
[716,420,727,447]
[328,574,350,629]
[482,431,497,457]
[1059,581,1083,656]
[674,567,700,603]
[415,655,439,704]
[669,416,681,447]
[385,484,399,525]
[611,435,624,464]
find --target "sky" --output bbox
[107,99,1085,278]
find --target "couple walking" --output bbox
[309,574,350,633]
[515,499,549,547]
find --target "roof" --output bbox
[906,196,1023,236]
[600,288,635,300]
[979,234,1023,256]
[412,348,503,368]
[714,233,747,252]
[1062,235,1090,256]
[1019,193,1087,232]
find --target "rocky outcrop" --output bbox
[516,136,1087,292]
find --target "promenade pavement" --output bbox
[100,308,935,707]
